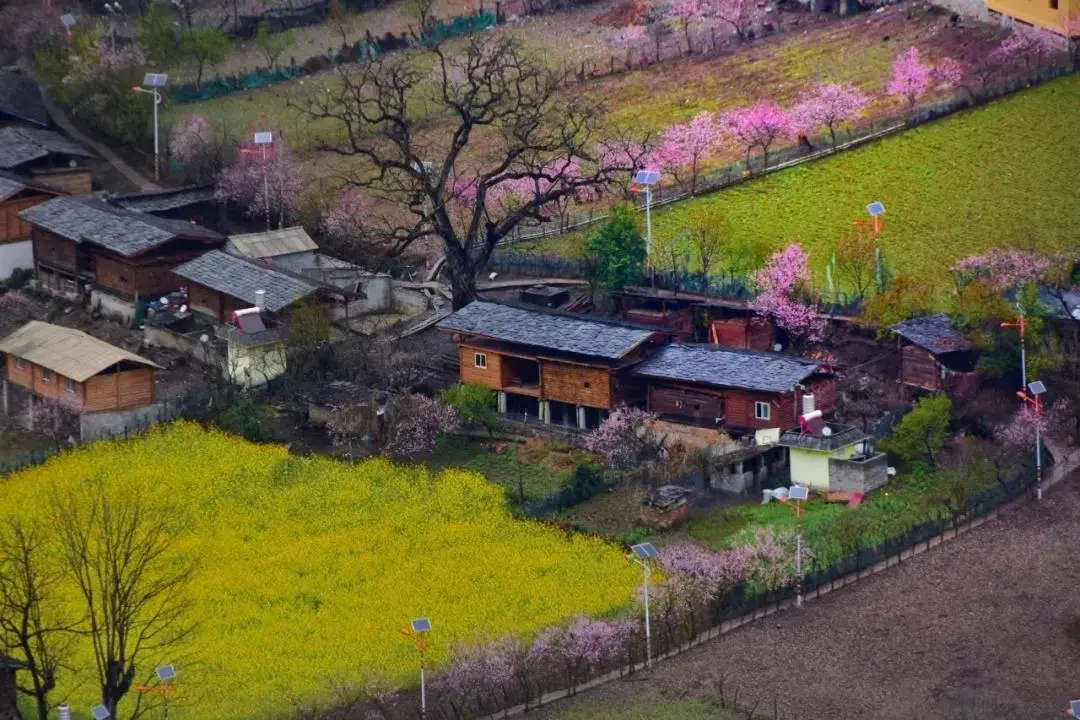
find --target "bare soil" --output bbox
[537,474,1080,719]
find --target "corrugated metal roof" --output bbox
[632,344,821,393]
[225,227,318,259]
[891,315,970,354]
[438,301,655,359]
[0,321,160,382]
[173,250,319,312]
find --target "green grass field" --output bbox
[516,74,1080,293]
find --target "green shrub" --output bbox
[441,383,498,433]
[561,463,607,504]
[880,394,952,470]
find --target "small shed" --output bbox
[891,315,978,396]
[641,485,693,528]
[0,170,62,279]
[709,317,774,351]
[519,284,569,309]
[224,226,319,263]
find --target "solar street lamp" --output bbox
[403,617,432,717]
[628,542,658,668]
[60,14,76,37]
[90,705,110,720]
[132,73,168,181]
[1017,380,1046,501]
[631,169,660,284]
[787,485,808,608]
[252,132,274,229]
[135,664,178,719]
[1068,699,1080,716]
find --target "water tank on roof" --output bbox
[802,393,815,416]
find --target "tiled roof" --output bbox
[0,169,60,202]
[0,321,160,382]
[438,301,655,359]
[632,344,822,393]
[891,314,970,354]
[225,226,318,259]
[0,127,94,169]
[111,185,216,213]
[18,196,222,257]
[0,69,49,128]
[173,250,319,312]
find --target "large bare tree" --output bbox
[0,518,78,720]
[293,34,648,308]
[53,486,194,719]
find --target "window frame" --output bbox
[41,367,52,381]
[473,352,488,369]
[14,358,25,370]
[66,378,78,394]
[1050,0,1058,9]
[754,401,771,421]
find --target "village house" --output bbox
[630,344,836,433]
[0,126,96,195]
[779,418,889,495]
[109,184,224,232]
[613,285,776,350]
[20,195,225,308]
[0,170,62,278]
[439,301,666,428]
[891,314,978,397]
[0,321,160,415]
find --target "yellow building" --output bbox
[986,0,1078,37]
[779,425,890,494]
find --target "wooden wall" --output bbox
[83,368,155,411]
[32,228,77,270]
[32,168,92,196]
[647,383,725,426]
[900,345,943,391]
[723,389,797,431]
[459,345,504,391]
[6,354,82,404]
[541,361,612,408]
[709,318,774,351]
[0,196,49,243]
[96,255,185,298]
[186,283,249,322]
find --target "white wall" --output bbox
[226,341,287,388]
[0,240,34,279]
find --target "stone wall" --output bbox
[829,453,889,493]
[80,401,178,442]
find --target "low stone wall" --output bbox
[497,416,585,446]
[80,401,178,442]
[830,453,889,493]
[90,290,137,324]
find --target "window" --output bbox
[474,352,487,369]
[754,401,771,421]
[66,378,77,393]
[14,358,25,370]
[41,368,52,381]
[583,381,591,389]
[1050,0,1058,8]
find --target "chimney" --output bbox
[254,289,266,310]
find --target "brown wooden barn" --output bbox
[631,344,836,432]
[0,321,161,413]
[0,170,62,278]
[439,301,664,428]
[891,315,978,396]
[20,196,225,299]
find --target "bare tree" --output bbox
[688,206,727,280]
[834,226,877,299]
[0,519,78,720]
[407,0,438,38]
[53,486,194,719]
[292,35,648,308]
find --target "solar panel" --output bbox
[788,485,809,501]
[91,705,111,720]
[254,131,274,145]
[411,617,432,633]
[1071,700,1080,716]
[156,665,177,682]
[630,542,658,560]
[142,73,168,88]
[60,14,76,27]
[235,309,266,333]
[866,201,885,217]
[1028,380,1046,395]
[633,170,660,185]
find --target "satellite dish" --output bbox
[159,297,168,304]
[821,426,833,437]
[772,343,783,352]
[68,159,77,168]
[199,334,209,343]
[179,304,188,313]
[488,272,498,281]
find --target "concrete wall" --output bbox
[80,401,177,442]
[90,290,137,324]
[829,453,890,493]
[0,240,34,278]
[790,443,860,490]
[144,325,223,367]
[226,341,287,388]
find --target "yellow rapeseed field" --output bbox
[0,423,639,719]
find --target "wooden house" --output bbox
[0,321,161,413]
[439,301,664,428]
[708,317,775,351]
[0,126,95,194]
[891,315,978,396]
[631,344,836,432]
[110,185,223,232]
[0,170,62,279]
[20,196,225,300]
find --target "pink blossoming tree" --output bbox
[793,83,870,147]
[722,101,796,172]
[667,0,702,53]
[216,134,306,229]
[994,31,1056,74]
[651,112,726,193]
[887,47,933,110]
[995,399,1073,450]
[951,249,1052,292]
[583,406,659,470]
[383,394,460,458]
[704,0,758,41]
[751,243,825,343]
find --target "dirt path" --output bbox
[538,475,1080,720]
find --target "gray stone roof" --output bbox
[0,127,94,169]
[632,344,822,393]
[111,185,216,213]
[0,174,25,202]
[0,69,49,128]
[19,196,222,257]
[891,314,970,354]
[0,169,58,202]
[438,301,655,359]
[173,250,319,313]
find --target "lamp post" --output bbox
[853,201,886,292]
[787,485,808,607]
[132,73,168,181]
[631,170,660,285]
[403,617,432,718]
[629,542,658,668]
[90,704,110,720]
[1017,380,1046,501]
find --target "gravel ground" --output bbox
[539,475,1080,720]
